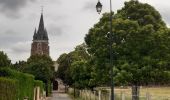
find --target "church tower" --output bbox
[31,13,49,56]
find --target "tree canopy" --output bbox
[0,51,11,67]
[85,0,170,86]
[56,44,96,88]
[24,55,54,83]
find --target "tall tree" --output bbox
[85,0,170,99]
[0,51,11,67]
[25,55,54,82]
[70,60,95,89]
[24,55,54,96]
[56,43,92,87]
[56,53,73,85]
[11,61,27,71]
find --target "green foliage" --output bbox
[0,68,35,100]
[85,0,170,86]
[47,81,52,96]
[116,0,166,29]
[0,51,11,67]
[25,55,54,96]
[26,55,54,82]
[34,80,44,94]
[25,61,53,82]
[0,77,18,100]
[71,60,95,89]
[56,53,71,84]
[113,1,170,86]
[27,55,53,66]
[11,61,27,71]
[56,43,96,89]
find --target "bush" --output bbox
[0,77,18,100]
[17,73,34,100]
[48,81,52,96]
[0,68,34,100]
[34,80,44,93]
[45,80,52,96]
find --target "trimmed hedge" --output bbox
[45,80,52,96]
[48,81,52,96]
[0,77,18,100]
[34,80,44,93]
[0,68,34,100]
[17,73,34,100]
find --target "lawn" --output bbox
[114,87,170,100]
[68,87,170,100]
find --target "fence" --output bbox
[115,92,170,100]
[68,88,170,100]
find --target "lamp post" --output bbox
[96,0,114,100]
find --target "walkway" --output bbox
[49,91,72,100]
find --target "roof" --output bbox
[33,13,48,41]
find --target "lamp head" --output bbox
[96,1,102,14]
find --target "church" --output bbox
[30,12,64,91]
[31,13,49,56]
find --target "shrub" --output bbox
[0,68,34,100]
[0,77,18,100]
[48,81,52,96]
[44,80,52,96]
[34,80,44,93]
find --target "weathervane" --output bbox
[41,0,44,14]
[41,5,44,14]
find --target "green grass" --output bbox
[68,92,83,100]
[115,87,170,96]
[68,87,170,100]
[69,95,83,100]
[114,87,170,100]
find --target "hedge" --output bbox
[0,68,34,100]
[34,80,44,94]
[45,80,52,96]
[0,77,18,100]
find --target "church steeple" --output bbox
[33,13,48,41]
[31,11,50,56]
[38,13,44,32]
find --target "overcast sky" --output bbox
[0,0,170,63]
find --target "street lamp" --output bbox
[96,1,102,14]
[96,0,114,100]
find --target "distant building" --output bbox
[31,13,49,56]
[54,62,59,72]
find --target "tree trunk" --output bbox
[132,85,139,100]
[45,83,48,96]
[65,84,66,93]
[74,85,75,97]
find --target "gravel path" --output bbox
[50,91,72,100]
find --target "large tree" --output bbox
[85,0,170,99]
[56,43,94,88]
[56,53,73,85]
[24,55,54,96]
[25,55,54,82]
[11,61,27,71]
[0,51,11,67]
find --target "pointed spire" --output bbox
[35,12,49,40]
[38,13,44,31]
[33,28,37,40]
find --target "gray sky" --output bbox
[0,0,170,63]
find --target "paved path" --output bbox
[50,91,72,100]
